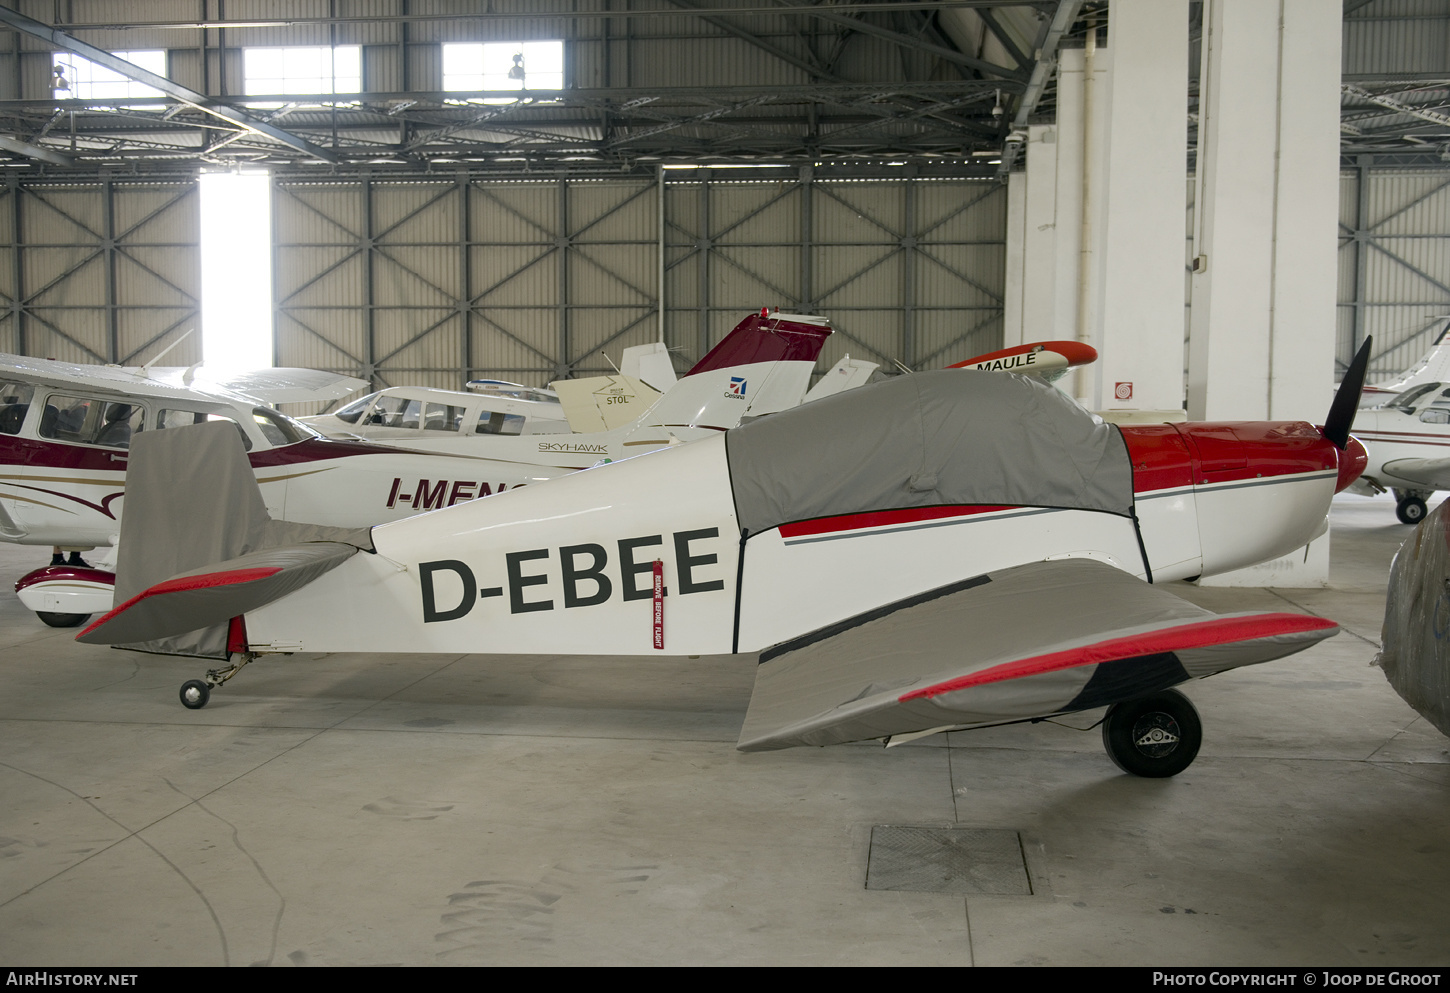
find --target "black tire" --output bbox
[179,679,211,710]
[1101,689,1202,778]
[37,611,89,628]
[1396,497,1428,526]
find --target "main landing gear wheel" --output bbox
[1101,689,1203,778]
[179,679,211,710]
[1396,496,1428,525]
[36,611,89,628]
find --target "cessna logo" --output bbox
[537,441,609,453]
[386,477,520,511]
[970,352,1039,372]
[726,377,747,399]
[418,528,725,622]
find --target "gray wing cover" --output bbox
[725,369,1134,538]
[738,559,1338,751]
[1379,503,1450,737]
[86,421,373,658]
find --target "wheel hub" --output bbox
[1131,713,1181,757]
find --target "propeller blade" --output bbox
[1324,335,1373,451]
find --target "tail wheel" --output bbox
[1101,689,1202,778]
[179,679,211,710]
[1396,496,1428,525]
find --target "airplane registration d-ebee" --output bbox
[0,310,834,625]
[77,340,1374,779]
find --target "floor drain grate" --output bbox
[865,826,1030,894]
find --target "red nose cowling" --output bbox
[1335,435,1368,493]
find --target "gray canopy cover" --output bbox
[724,369,1134,537]
[86,420,372,658]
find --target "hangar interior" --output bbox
[0,0,1449,968]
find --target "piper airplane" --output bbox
[1343,378,1450,523]
[0,310,833,625]
[76,339,1374,779]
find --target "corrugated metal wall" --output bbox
[1339,168,1450,380]
[271,171,1005,411]
[0,176,199,367]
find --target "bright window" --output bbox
[53,50,166,101]
[443,42,563,102]
[199,172,273,374]
[244,46,361,96]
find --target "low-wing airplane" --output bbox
[2,310,833,625]
[306,340,685,442]
[1341,379,1450,523]
[76,339,1373,778]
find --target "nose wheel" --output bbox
[1101,689,1202,777]
[176,652,255,709]
[1396,495,1429,525]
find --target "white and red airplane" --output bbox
[1342,378,1450,523]
[947,340,1098,382]
[0,310,833,625]
[75,339,1374,778]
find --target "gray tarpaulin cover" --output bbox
[739,558,1340,751]
[78,420,372,658]
[724,369,1134,537]
[1378,502,1450,737]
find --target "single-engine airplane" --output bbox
[1358,318,1450,408]
[75,338,1374,779]
[1,310,833,625]
[1341,379,1450,523]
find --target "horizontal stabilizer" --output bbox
[77,542,360,646]
[737,558,1338,751]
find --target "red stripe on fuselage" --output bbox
[899,612,1339,701]
[778,504,1016,539]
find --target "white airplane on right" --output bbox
[1357,318,1450,408]
[1346,379,1450,523]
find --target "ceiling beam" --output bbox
[0,134,73,165]
[0,4,339,163]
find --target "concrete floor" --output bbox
[0,492,1446,967]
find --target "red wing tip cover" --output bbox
[902,613,1339,701]
[75,542,359,647]
[736,558,1341,753]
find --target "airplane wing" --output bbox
[162,368,369,404]
[1379,457,1450,491]
[737,558,1338,751]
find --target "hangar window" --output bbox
[52,50,166,101]
[244,46,361,98]
[442,42,563,102]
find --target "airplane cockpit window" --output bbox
[0,381,33,434]
[1387,383,1441,412]
[1420,406,1450,425]
[251,407,317,448]
[157,409,254,450]
[475,411,526,436]
[331,392,379,425]
[423,402,465,431]
[39,394,145,449]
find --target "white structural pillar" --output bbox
[1187,0,1341,423]
[1003,124,1063,350]
[1189,0,1342,587]
[1094,0,1189,415]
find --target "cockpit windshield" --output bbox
[331,392,379,424]
[1385,382,1443,412]
[252,407,319,447]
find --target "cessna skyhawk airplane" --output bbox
[76,339,1374,779]
[0,310,833,625]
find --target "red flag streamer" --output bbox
[652,559,664,650]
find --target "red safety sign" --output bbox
[652,559,664,650]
